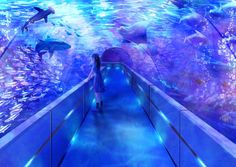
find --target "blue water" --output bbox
[0,0,235,144]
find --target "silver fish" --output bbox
[10,103,23,111]
[4,113,19,123]
[10,108,23,115]
[14,76,25,81]
[5,81,17,87]
[0,124,11,133]
[0,100,5,107]
[184,30,208,47]
[18,97,28,102]
[0,73,4,80]
[20,81,31,86]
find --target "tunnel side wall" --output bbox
[0,78,95,167]
[120,62,236,167]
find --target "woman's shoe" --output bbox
[96,103,99,109]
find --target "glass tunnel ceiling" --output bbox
[0,0,235,142]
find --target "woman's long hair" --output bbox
[92,53,101,69]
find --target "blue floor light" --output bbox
[92,98,96,105]
[24,156,35,167]
[197,157,207,167]
[115,66,120,70]
[159,111,170,124]
[153,130,164,145]
[70,133,78,146]
[137,98,141,106]
[157,134,163,144]
[65,109,74,120]
[104,78,108,84]
[126,78,129,84]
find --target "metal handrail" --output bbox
[0,72,94,150]
[117,62,236,160]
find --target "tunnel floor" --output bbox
[60,67,174,167]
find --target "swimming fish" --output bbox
[0,124,11,133]
[65,30,72,36]
[22,7,55,32]
[4,113,20,123]
[75,32,81,37]
[208,2,236,17]
[184,30,208,47]
[2,92,14,99]
[118,21,149,44]
[35,39,71,59]
[179,11,207,28]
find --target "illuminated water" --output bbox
[0,0,235,142]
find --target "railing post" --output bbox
[148,84,151,116]
[83,84,85,119]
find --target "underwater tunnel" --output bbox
[0,0,236,167]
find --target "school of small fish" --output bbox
[0,0,235,142]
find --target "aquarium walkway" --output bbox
[1,63,235,167]
[60,66,175,167]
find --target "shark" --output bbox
[118,21,149,44]
[208,1,236,17]
[184,30,208,47]
[179,11,207,29]
[35,39,71,60]
[21,7,55,33]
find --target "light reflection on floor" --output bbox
[61,66,174,167]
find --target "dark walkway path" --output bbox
[61,67,174,167]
